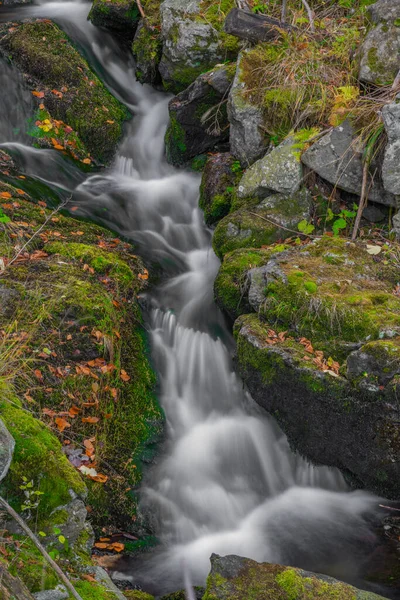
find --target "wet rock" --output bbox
[205,554,389,599]
[33,586,69,600]
[0,19,129,164]
[302,120,397,207]
[199,153,238,225]
[226,236,400,497]
[0,419,14,482]
[228,51,268,166]
[212,188,311,258]
[91,567,127,600]
[382,99,400,195]
[0,564,35,600]
[159,0,238,93]
[362,204,386,223]
[88,0,140,38]
[392,210,400,239]
[359,0,400,86]
[238,136,303,198]
[160,588,204,600]
[132,20,162,85]
[165,64,234,166]
[48,498,94,550]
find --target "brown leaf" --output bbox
[0,192,12,199]
[120,369,130,382]
[90,473,108,483]
[55,417,71,432]
[32,91,45,98]
[34,369,44,382]
[68,405,80,417]
[82,417,100,424]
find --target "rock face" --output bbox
[165,64,234,166]
[359,0,400,86]
[382,99,400,195]
[212,188,311,258]
[132,20,162,84]
[0,19,129,164]
[238,136,303,198]
[159,0,238,92]
[88,0,140,38]
[199,153,238,225]
[220,237,400,497]
[302,120,397,207]
[0,419,14,482]
[204,554,388,600]
[228,51,268,166]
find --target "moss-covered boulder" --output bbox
[159,0,239,93]
[237,135,306,199]
[220,236,400,496]
[132,19,162,84]
[212,188,311,259]
[0,19,129,165]
[204,554,388,600]
[165,64,234,166]
[0,565,34,600]
[227,51,269,167]
[359,0,400,86]
[88,0,140,38]
[199,153,240,226]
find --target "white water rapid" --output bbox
[0,2,393,597]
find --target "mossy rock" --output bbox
[89,0,140,37]
[0,19,129,164]
[124,591,155,600]
[214,245,288,320]
[212,189,311,259]
[132,19,162,84]
[0,182,163,532]
[204,554,388,600]
[159,0,239,93]
[199,152,240,226]
[234,312,400,497]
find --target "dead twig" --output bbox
[0,495,83,600]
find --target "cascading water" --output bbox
[0,2,394,597]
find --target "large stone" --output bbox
[238,136,303,198]
[132,20,162,85]
[199,153,238,225]
[228,51,268,166]
[0,418,14,482]
[382,99,400,195]
[159,0,238,93]
[227,236,400,497]
[301,120,397,207]
[0,564,35,600]
[359,0,400,86]
[165,64,234,166]
[88,0,140,38]
[212,188,311,258]
[204,554,388,600]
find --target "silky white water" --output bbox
[0,2,389,596]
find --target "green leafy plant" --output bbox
[20,477,44,518]
[297,219,315,235]
[326,206,357,236]
[231,160,243,174]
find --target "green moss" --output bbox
[276,569,305,600]
[304,281,318,294]
[6,535,59,593]
[165,113,187,164]
[214,246,288,319]
[366,47,388,84]
[45,242,134,286]
[74,578,121,600]
[0,400,86,520]
[3,21,129,163]
[124,592,155,600]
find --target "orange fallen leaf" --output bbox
[0,192,11,199]
[55,417,71,432]
[82,417,100,424]
[32,91,45,98]
[94,542,109,549]
[120,369,130,382]
[90,473,108,483]
[34,369,43,382]
[68,405,80,417]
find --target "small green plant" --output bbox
[252,2,268,14]
[38,526,68,560]
[231,160,243,174]
[326,206,356,236]
[20,477,44,518]
[297,219,315,235]
[0,207,10,224]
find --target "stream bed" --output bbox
[0,1,398,597]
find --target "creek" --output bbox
[0,1,395,597]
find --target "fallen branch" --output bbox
[301,0,315,32]
[136,0,146,20]
[351,160,370,241]
[224,8,294,43]
[2,195,71,273]
[0,495,83,600]
[248,211,320,239]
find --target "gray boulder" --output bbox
[33,586,69,600]
[199,152,238,225]
[0,418,14,482]
[159,0,235,93]
[302,120,397,207]
[238,136,303,198]
[382,99,400,195]
[48,498,94,551]
[88,0,140,38]
[228,52,268,166]
[165,64,234,166]
[359,0,400,85]
[392,210,400,239]
[132,20,162,85]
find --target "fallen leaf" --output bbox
[0,192,11,199]
[68,405,80,417]
[82,417,100,424]
[366,244,382,255]
[55,417,71,432]
[120,369,130,382]
[34,369,44,381]
[32,91,45,98]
